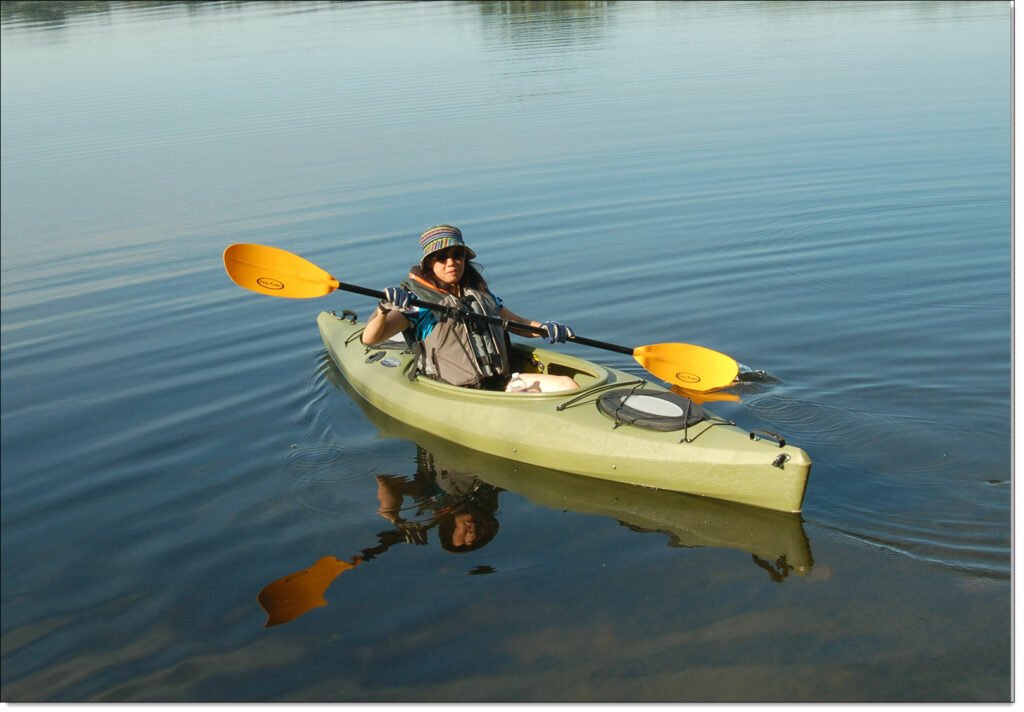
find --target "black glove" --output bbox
[541,320,574,344]
[396,521,428,545]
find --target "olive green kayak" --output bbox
[317,310,811,512]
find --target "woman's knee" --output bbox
[510,373,577,393]
[547,375,578,392]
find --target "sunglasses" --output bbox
[432,248,467,262]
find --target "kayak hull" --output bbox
[317,310,811,512]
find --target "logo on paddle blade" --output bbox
[257,277,285,291]
[675,371,700,384]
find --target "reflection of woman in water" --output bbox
[375,448,500,553]
[258,447,502,627]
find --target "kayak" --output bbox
[317,310,812,512]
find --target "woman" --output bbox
[361,225,579,393]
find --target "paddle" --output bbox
[223,243,739,391]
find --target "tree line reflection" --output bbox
[2,0,616,33]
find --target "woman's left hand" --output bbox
[541,321,574,344]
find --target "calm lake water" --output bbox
[0,0,1012,702]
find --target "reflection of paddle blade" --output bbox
[670,384,741,404]
[258,556,359,627]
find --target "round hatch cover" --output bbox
[597,389,705,431]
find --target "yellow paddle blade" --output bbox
[633,342,739,393]
[257,555,361,627]
[223,243,340,299]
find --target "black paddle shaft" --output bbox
[338,280,634,357]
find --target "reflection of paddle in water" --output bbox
[259,555,362,628]
[258,449,500,628]
[257,531,414,628]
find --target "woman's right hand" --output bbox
[541,320,574,344]
[381,286,413,311]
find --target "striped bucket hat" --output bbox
[419,225,476,268]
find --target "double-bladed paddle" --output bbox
[222,243,739,392]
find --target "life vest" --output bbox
[402,275,511,387]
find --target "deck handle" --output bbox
[750,430,786,448]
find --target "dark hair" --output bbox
[411,258,489,293]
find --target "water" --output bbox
[0,0,1011,702]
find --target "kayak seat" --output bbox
[377,334,410,351]
[597,389,705,431]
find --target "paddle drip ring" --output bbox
[597,389,705,431]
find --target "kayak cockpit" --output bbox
[412,342,611,399]
[330,310,610,396]
[507,343,611,391]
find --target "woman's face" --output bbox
[451,512,477,547]
[430,247,466,287]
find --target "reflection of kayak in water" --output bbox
[323,349,814,578]
[317,310,811,513]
